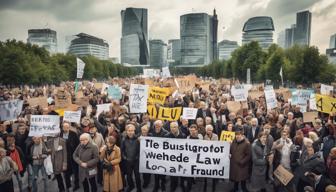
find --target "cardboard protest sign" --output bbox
[108,85,122,100]
[303,112,318,123]
[147,105,182,121]
[175,75,197,93]
[148,87,170,105]
[220,131,235,142]
[139,137,230,179]
[182,108,198,120]
[0,100,24,121]
[129,84,149,113]
[226,101,242,114]
[74,97,89,107]
[29,115,60,136]
[28,97,48,108]
[76,58,85,79]
[63,111,81,124]
[315,94,336,114]
[96,103,111,117]
[264,87,277,109]
[231,84,248,102]
[249,91,264,100]
[55,89,72,109]
[76,91,84,99]
[321,84,333,96]
[94,83,103,90]
[274,165,294,186]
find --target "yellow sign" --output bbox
[315,94,336,114]
[220,131,235,142]
[148,87,170,105]
[147,105,182,121]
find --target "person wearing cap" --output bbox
[47,101,59,115]
[229,130,251,192]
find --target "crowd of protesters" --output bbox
[0,77,336,192]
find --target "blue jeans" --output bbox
[31,164,47,192]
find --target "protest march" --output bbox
[0,75,336,192]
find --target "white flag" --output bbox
[279,67,283,78]
[76,58,85,79]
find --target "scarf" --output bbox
[10,148,23,172]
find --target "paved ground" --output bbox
[13,172,274,192]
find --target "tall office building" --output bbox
[218,40,238,60]
[167,39,181,65]
[120,7,149,66]
[27,28,57,54]
[277,30,286,48]
[242,16,275,50]
[68,33,109,60]
[149,39,167,68]
[327,34,336,64]
[284,24,296,49]
[180,9,218,67]
[294,10,312,46]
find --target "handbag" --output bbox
[102,147,114,173]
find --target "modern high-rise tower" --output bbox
[294,10,312,46]
[27,28,57,54]
[120,7,149,66]
[242,16,275,50]
[180,9,218,67]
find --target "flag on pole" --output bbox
[76,58,85,79]
[279,66,284,86]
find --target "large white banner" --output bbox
[96,103,111,117]
[129,84,148,113]
[63,111,81,124]
[29,115,60,136]
[0,100,23,121]
[231,85,248,102]
[264,86,277,109]
[139,137,230,179]
[76,58,85,79]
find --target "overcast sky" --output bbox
[0,0,335,58]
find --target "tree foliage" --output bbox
[0,39,138,85]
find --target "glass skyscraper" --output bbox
[68,33,109,60]
[327,34,336,64]
[284,24,296,49]
[149,39,167,68]
[27,28,57,54]
[218,40,238,61]
[121,7,149,66]
[294,10,311,46]
[242,16,274,50]
[167,39,181,65]
[180,10,218,67]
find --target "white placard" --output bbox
[321,84,333,95]
[139,137,230,179]
[264,86,277,109]
[162,67,171,77]
[63,111,81,124]
[29,115,60,136]
[182,108,198,120]
[96,103,111,117]
[0,100,23,121]
[309,93,317,110]
[76,58,85,79]
[129,84,149,113]
[231,85,248,101]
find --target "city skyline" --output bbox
[0,0,335,58]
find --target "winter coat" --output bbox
[60,130,79,165]
[120,136,140,162]
[100,145,123,192]
[46,137,67,174]
[294,152,326,184]
[73,142,99,182]
[250,139,268,190]
[327,156,336,184]
[230,138,251,182]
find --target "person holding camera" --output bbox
[100,135,123,192]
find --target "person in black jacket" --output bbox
[151,120,169,192]
[60,121,80,191]
[121,124,141,192]
[166,121,186,192]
